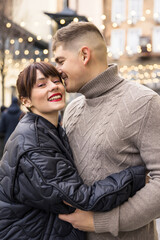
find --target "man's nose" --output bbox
[56,64,62,73]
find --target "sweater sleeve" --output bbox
[94,95,160,236]
[119,95,160,230]
[15,149,145,214]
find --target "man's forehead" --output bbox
[54,45,65,56]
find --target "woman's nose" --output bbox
[48,80,58,91]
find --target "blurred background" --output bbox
[0,0,160,236]
[0,0,160,107]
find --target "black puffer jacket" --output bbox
[0,113,145,240]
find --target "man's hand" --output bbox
[58,203,95,232]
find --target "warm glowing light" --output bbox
[37,36,42,41]
[127,19,132,25]
[60,19,65,24]
[101,15,106,20]
[44,58,49,62]
[146,9,151,15]
[43,49,48,54]
[29,59,34,63]
[137,46,142,53]
[10,39,15,44]
[18,38,23,43]
[35,50,40,55]
[15,50,20,55]
[73,18,79,22]
[100,25,105,30]
[154,13,159,18]
[88,17,93,22]
[22,58,27,63]
[47,34,52,40]
[6,22,11,28]
[28,37,33,42]
[5,50,10,54]
[108,52,112,57]
[112,22,118,28]
[20,21,25,27]
[141,16,146,21]
[24,50,29,55]
[36,58,41,62]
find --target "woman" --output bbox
[0,62,145,240]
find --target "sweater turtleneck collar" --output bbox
[78,64,124,99]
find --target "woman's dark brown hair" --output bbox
[16,61,62,100]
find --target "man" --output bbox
[53,21,160,239]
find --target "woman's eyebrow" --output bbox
[37,77,46,81]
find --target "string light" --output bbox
[15,63,20,68]
[10,39,15,44]
[20,21,25,27]
[35,50,40,55]
[36,58,41,62]
[73,17,79,22]
[100,24,105,30]
[43,49,48,54]
[24,50,29,55]
[44,58,49,62]
[146,9,151,15]
[18,38,23,43]
[5,50,10,54]
[28,37,33,42]
[101,15,106,20]
[60,19,65,24]
[112,22,118,28]
[119,64,160,88]
[141,16,146,21]
[29,59,34,63]
[15,50,20,55]
[88,17,93,22]
[127,19,132,24]
[47,34,52,40]
[6,22,11,28]
[21,58,27,63]
[37,35,42,40]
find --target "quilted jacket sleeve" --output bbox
[15,150,145,213]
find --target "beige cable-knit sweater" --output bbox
[63,64,160,240]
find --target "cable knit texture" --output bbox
[63,64,160,240]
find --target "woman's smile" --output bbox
[48,93,63,102]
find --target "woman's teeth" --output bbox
[49,95,61,101]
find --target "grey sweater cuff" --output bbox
[94,207,119,237]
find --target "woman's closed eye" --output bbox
[52,79,61,84]
[38,83,46,87]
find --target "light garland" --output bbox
[119,64,160,87]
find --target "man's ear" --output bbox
[80,46,91,65]
[21,97,32,108]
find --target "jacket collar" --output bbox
[78,64,124,99]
